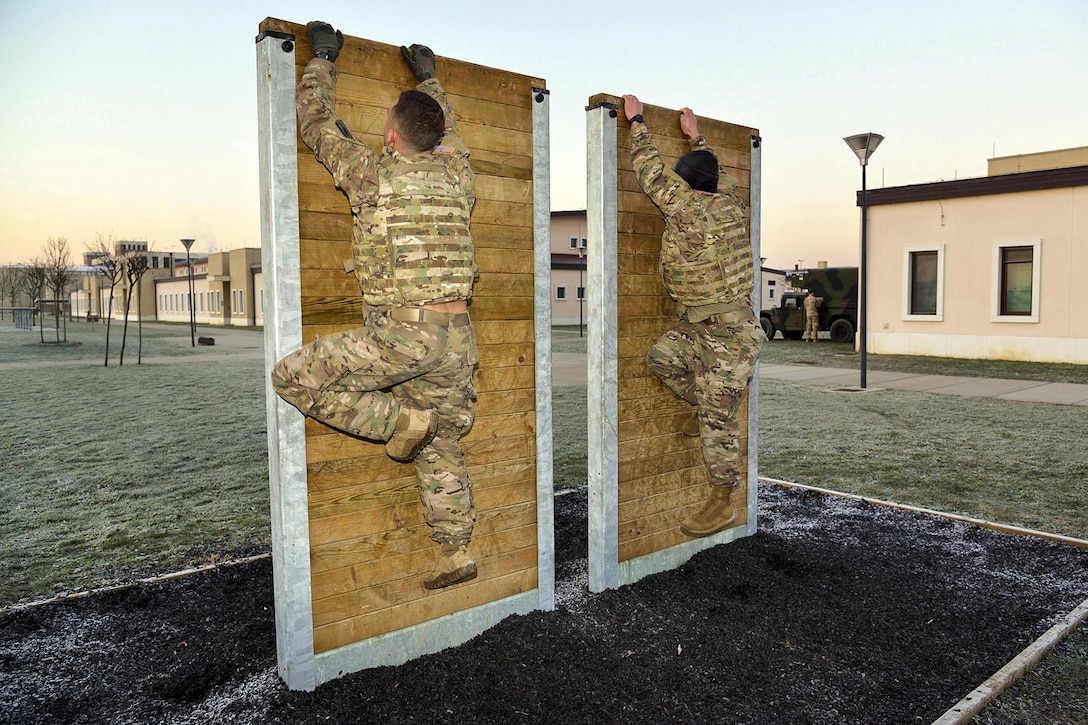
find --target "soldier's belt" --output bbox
[388,306,471,328]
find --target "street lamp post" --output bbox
[180,238,196,347]
[843,133,883,389]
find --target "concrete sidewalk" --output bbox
[551,352,1088,406]
[759,363,1088,406]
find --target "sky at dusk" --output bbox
[1,0,1085,271]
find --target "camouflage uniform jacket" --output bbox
[630,123,755,322]
[297,58,476,308]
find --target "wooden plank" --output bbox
[313,567,536,652]
[475,319,532,345]
[312,544,537,631]
[618,464,707,504]
[309,476,535,531]
[618,446,704,483]
[312,524,535,600]
[476,340,534,369]
[468,295,534,321]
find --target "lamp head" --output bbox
[844,133,884,166]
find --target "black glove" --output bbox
[307,21,344,62]
[400,44,436,81]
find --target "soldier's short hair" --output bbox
[391,90,445,153]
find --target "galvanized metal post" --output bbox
[585,102,619,593]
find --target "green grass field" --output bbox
[2,322,1085,722]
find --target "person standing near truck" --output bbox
[803,289,823,342]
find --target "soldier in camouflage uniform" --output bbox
[803,290,823,342]
[622,94,765,538]
[271,22,478,589]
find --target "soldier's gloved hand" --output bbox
[307,21,344,62]
[400,44,436,81]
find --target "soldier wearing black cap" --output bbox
[622,94,765,538]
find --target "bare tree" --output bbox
[0,265,19,321]
[43,237,73,343]
[14,266,35,308]
[24,258,48,343]
[125,252,150,364]
[90,233,124,366]
[119,248,153,366]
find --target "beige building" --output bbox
[71,243,263,327]
[155,247,263,327]
[74,242,178,321]
[863,146,1087,364]
[551,210,588,327]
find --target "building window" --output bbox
[1000,248,1032,315]
[991,239,1041,323]
[580,238,587,249]
[576,286,585,300]
[569,238,578,249]
[556,286,567,300]
[902,245,944,321]
[769,289,775,299]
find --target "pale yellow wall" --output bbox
[153,247,262,327]
[988,146,1088,176]
[551,213,588,326]
[866,185,1087,363]
[551,213,587,254]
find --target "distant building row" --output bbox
[67,242,264,327]
[22,142,1088,364]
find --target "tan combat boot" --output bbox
[386,405,438,462]
[423,543,477,589]
[679,486,737,537]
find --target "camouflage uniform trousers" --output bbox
[647,315,763,489]
[805,314,819,341]
[271,308,478,545]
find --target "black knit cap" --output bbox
[674,150,718,193]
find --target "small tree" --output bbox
[13,266,35,308]
[90,234,124,366]
[43,237,73,343]
[125,252,150,364]
[0,265,18,322]
[24,259,48,343]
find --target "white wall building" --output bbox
[863,146,1087,364]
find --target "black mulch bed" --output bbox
[3,483,1087,724]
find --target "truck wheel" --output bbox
[760,317,776,340]
[830,319,855,343]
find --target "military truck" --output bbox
[760,266,858,343]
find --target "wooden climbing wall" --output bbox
[259,18,545,656]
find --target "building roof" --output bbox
[860,165,1088,206]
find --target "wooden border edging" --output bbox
[2,553,273,613]
[757,476,1088,722]
[932,597,1088,723]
